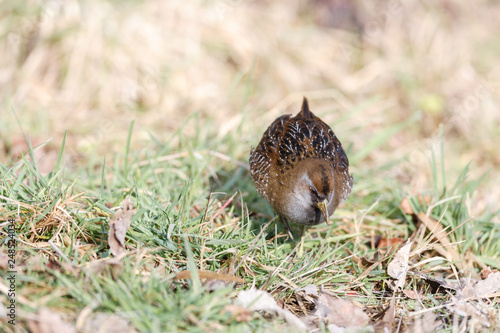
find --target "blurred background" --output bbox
[1,0,499,218]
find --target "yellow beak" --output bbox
[317,200,329,224]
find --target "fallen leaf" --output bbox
[480,267,497,279]
[237,288,307,331]
[222,304,253,322]
[387,240,412,289]
[108,197,135,256]
[175,270,245,283]
[27,308,76,333]
[400,198,414,214]
[462,272,500,298]
[446,296,490,328]
[441,275,500,330]
[313,293,369,329]
[377,237,404,252]
[360,255,380,267]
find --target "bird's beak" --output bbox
[317,200,329,224]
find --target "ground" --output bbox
[1,0,499,332]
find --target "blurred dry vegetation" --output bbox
[1,0,499,214]
[1,0,500,331]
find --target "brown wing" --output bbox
[249,114,291,201]
[276,111,349,173]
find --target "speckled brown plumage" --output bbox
[250,97,353,227]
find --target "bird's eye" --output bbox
[309,187,317,195]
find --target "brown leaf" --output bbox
[360,254,380,267]
[387,240,412,289]
[108,197,135,256]
[377,237,404,250]
[27,308,76,333]
[480,266,498,279]
[222,304,253,322]
[462,272,500,299]
[400,197,414,214]
[313,294,369,328]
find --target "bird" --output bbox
[249,97,353,251]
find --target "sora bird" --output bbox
[250,97,353,250]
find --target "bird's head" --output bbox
[282,159,335,225]
[303,163,334,224]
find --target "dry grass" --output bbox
[2,1,499,204]
[1,0,500,331]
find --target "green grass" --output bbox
[1,112,499,332]
[1,2,500,331]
